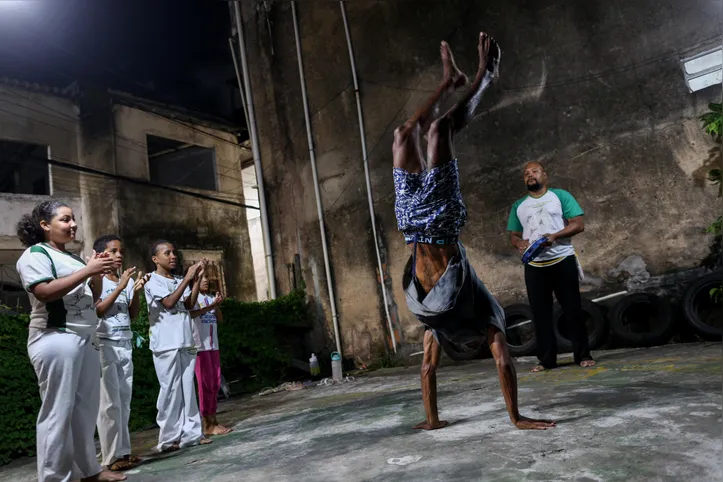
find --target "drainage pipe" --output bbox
[232,1,277,299]
[339,1,397,353]
[228,37,251,131]
[291,1,342,355]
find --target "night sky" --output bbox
[0,0,237,120]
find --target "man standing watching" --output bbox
[507,161,596,372]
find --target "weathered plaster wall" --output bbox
[0,87,84,252]
[110,105,257,300]
[242,0,722,360]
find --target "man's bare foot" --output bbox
[531,365,546,373]
[413,420,449,430]
[441,41,468,91]
[207,424,233,435]
[81,470,127,481]
[580,359,596,368]
[199,437,213,445]
[513,415,557,430]
[477,32,501,79]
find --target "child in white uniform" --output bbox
[144,240,212,452]
[94,234,149,471]
[15,201,125,482]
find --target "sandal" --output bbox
[108,459,138,471]
[161,443,180,453]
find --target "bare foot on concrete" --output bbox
[441,41,468,91]
[208,424,233,435]
[200,437,213,445]
[531,365,546,373]
[514,415,557,430]
[579,359,596,368]
[413,420,449,430]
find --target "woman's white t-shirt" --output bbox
[96,276,135,341]
[16,243,97,336]
[144,272,194,353]
[192,293,219,352]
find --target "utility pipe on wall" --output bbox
[232,1,277,299]
[339,1,397,354]
[291,1,343,356]
[228,37,251,131]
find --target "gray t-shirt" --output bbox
[403,243,506,353]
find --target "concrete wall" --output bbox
[0,87,84,252]
[241,0,723,360]
[110,105,257,301]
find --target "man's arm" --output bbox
[487,326,556,430]
[542,216,584,245]
[509,231,529,254]
[413,330,449,430]
[507,204,528,253]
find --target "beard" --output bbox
[526,180,542,192]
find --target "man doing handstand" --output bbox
[393,32,555,431]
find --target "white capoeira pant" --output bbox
[27,329,102,482]
[97,338,134,466]
[153,347,203,451]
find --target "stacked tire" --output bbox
[503,271,722,355]
[681,272,722,341]
[608,293,676,347]
[503,300,609,356]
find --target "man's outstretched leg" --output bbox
[427,32,501,169]
[487,326,557,430]
[413,330,449,430]
[393,41,468,174]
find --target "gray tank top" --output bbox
[403,243,506,345]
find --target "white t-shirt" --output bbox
[192,293,219,352]
[144,272,194,353]
[16,243,97,336]
[507,188,584,263]
[96,276,135,341]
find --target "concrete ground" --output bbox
[1,343,721,482]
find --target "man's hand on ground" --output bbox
[413,420,449,430]
[513,415,556,430]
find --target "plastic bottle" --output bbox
[309,353,320,376]
[331,351,342,382]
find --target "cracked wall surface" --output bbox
[240,0,722,359]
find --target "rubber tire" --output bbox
[681,272,723,341]
[553,298,608,352]
[609,293,675,347]
[437,334,487,361]
[503,304,537,357]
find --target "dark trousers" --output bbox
[524,255,591,368]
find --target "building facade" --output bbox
[0,80,257,310]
